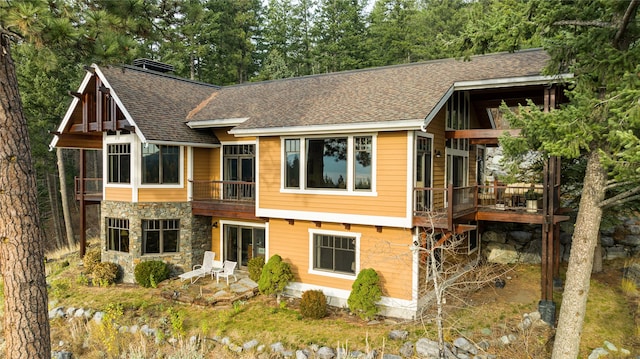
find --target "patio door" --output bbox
[415,135,433,211]
[224,224,265,267]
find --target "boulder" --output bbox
[388,330,409,341]
[482,231,507,244]
[620,235,640,247]
[519,239,542,264]
[317,346,335,359]
[508,231,533,244]
[399,342,414,357]
[453,337,477,355]
[484,242,519,264]
[600,236,615,247]
[605,246,628,260]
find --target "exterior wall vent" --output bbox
[132,58,174,73]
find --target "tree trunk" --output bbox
[0,33,51,359]
[46,172,64,249]
[57,147,75,248]
[552,150,606,359]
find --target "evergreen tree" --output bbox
[368,0,419,66]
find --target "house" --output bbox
[51,49,570,320]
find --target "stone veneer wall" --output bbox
[101,201,211,283]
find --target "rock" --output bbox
[484,242,519,264]
[628,224,640,235]
[382,354,402,359]
[49,307,66,320]
[92,311,104,324]
[624,262,640,286]
[587,347,609,359]
[388,330,409,340]
[603,341,618,352]
[366,349,378,359]
[65,307,76,317]
[453,337,477,355]
[605,246,628,260]
[243,339,259,351]
[51,351,73,359]
[621,235,640,247]
[415,338,439,358]
[399,342,414,357]
[482,231,507,244]
[228,343,243,353]
[296,350,308,359]
[221,337,231,345]
[271,342,285,354]
[477,340,490,351]
[73,308,85,318]
[499,335,511,346]
[519,239,542,264]
[600,236,615,247]
[508,231,533,244]
[317,346,335,359]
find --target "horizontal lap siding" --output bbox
[105,187,131,201]
[259,133,408,218]
[269,219,414,300]
[193,147,213,181]
[428,111,446,210]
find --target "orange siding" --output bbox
[269,219,414,300]
[105,187,132,201]
[193,147,212,181]
[259,132,408,217]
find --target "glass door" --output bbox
[415,135,432,211]
[224,224,265,267]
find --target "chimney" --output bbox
[132,58,174,73]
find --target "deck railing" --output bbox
[74,177,103,198]
[191,180,255,202]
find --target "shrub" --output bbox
[49,278,71,299]
[134,260,170,288]
[83,248,102,274]
[248,256,265,282]
[92,262,119,287]
[258,254,293,297]
[300,290,327,319]
[347,268,382,320]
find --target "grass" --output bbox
[1,245,638,358]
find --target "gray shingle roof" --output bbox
[99,65,220,144]
[187,49,550,131]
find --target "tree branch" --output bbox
[613,0,640,49]
[552,20,614,28]
[604,179,640,191]
[0,27,23,41]
[600,185,640,208]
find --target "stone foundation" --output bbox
[100,201,211,283]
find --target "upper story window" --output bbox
[142,144,180,184]
[446,91,470,151]
[107,144,130,184]
[142,219,179,254]
[283,135,373,192]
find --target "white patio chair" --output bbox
[178,251,216,284]
[215,260,237,285]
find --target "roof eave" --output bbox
[228,119,425,137]
[186,118,249,129]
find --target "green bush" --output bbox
[300,290,327,319]
[258,254,293,296]
[347,268,382,320]
[248,256,265,282]
[92,262,119,287]
[134,260,170,288]
[83,248,102,274]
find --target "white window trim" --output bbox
[308,228,360,280]
[281,134,377,196]
[138,143,185,189]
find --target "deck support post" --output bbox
[79,148,86,257]
[539,155,560,325]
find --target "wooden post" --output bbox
[79,149,86,257]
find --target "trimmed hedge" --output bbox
[258,254,293,296]
[300,290,327,319]
[347,268,382,320]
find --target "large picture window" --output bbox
[142,219,179,254]
[142,144,180,184]
[283,135,373,192]
[107,218,129,252]
[312,233,356,275]
[107,144,130,184]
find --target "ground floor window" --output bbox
[142,219,180,254]
[312,232,357,275]
[107,218,129,252]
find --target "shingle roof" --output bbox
[187,49,550,131]
[99,65,220,144]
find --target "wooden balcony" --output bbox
[190,180,257,219]
[74,177,103,202]
[413,183,568,230]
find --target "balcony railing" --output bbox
[74,177,103,200]
[191,180,255,202]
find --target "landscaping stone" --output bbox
[243,339,259,351]
[317,346,335,359]
[509,231,533,244]
[382,354,402,359]
[49,307,65,320]
[65,307,76,317]
[51,351,72,359]
[399,341,414,357]
[603,341,618,352]
[415,338,440,358]
[388,330,409,340]
[296,350,308,359]
[601,236,615,247]
[453,337,477,355]
[484,242,519,264]
[482,231,507,244]
[228,342,243,353]
[605,246,628,260]
[271,342,285,354]
[92,311,104,324]
[588,347,609,359]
